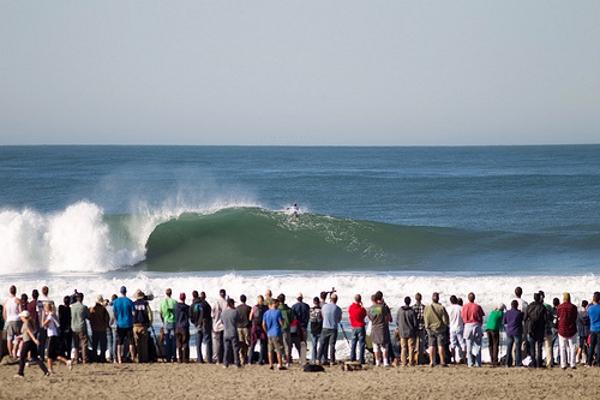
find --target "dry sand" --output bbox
[1,361,599,400]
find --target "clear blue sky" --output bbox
[1,1,599,145]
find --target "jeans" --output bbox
[37,328,47,360]
[505,334,522,367]
[213,330,224,363]
[223,335,241,367]
[311,333,320,363]
[587,331,600,366]
[449,328,465,362]
[163,323,176,362]
[559,335,577,368]
[486,330,500,366]
[463,323,482,367]
[528,335,544,368]
[107,328,115,361]
[349,327,366,364]
[250,325,267,364]
[317,328,338,363]
[92,330,108,362]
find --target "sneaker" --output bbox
[14,374,24,379]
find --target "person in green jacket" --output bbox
[277,293,294,367]
[485,304,505,367]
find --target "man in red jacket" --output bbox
[557,292,578,369]
[348,294,367,364]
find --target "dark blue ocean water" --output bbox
[1,145,599,273]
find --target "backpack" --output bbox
[310,307,323,334]
[303,364,325,373]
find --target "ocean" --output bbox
[1,145,599,314]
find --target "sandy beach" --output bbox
[1,361,599,400]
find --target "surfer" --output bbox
[286,203,300,219]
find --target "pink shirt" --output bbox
[461,302,485,324]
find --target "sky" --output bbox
[1,0,599,146]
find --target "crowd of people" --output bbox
[2,284,600,378]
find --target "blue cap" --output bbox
[120,286,127,294]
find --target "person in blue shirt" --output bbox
[262,298,285,370]
[586,291,600,367]
[112,286,134,364]
[318,293,342,365]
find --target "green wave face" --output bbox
[142,207,476,271]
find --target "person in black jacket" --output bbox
[525,292,548,368]
[58,296,72,358]
[396,296,418,367]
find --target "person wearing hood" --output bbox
[133,290,153,363]
[397,296,418,367]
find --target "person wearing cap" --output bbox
[113,286,135,364]
[15,310,50,378]
[175,292,190,363]
[485,303,505,367]
[348,294,367,365]
[159,288,177,362]
[70,292,90,364]
[222,297,241,368]
[89,294,110,363]
[133,289,153,363]
[557,292,578,369]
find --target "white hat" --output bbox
[19,310,30,318]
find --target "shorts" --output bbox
[268,336,283,354]
[6,321,22,339]
[117,327,133,345]
[47,336,61,360]
[373,342,389,352]
[426,329,447,347]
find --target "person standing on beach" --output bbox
[70,292,89,364]
[212,289,227,364]
[159,288,177,362]
[106,295,117,362]
[538,291,555,367]
[309,297,323,364]
[348,294,367,365]
[447,295,465,364]
[424,292,450,367]
[133,290,153,363]
[222,298,241,368]
[576,300,590,364]
[262,298,285,370]
[460,292,485,368]
[89,295,110,363]
[236,295,252,365]
[524,292,548,368]
[586,292,600,367]
[503,300,524,367]
[3,285,21,360]
[557,292,578,369]
[175,292,190,363]
[28,289,46,361]
[485,304,504,367]
[249,295,268,365]
[42,302,72,373]
[278,294,295,366]
[292,292,310,364]
[14,311,50,378]
[196,292,213,363]
[58,296,71,359]
[113,286,135,364]
[412,292,427,365]
[318,293,342,366]
[368,293,392,367]
[396,296,418,367]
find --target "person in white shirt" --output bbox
[42,302,72,373]
[448,295,465,363]
[212,289,228,364]
[3,285,21,358]
[512,286,528,313]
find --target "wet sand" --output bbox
[1,361,599,400]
